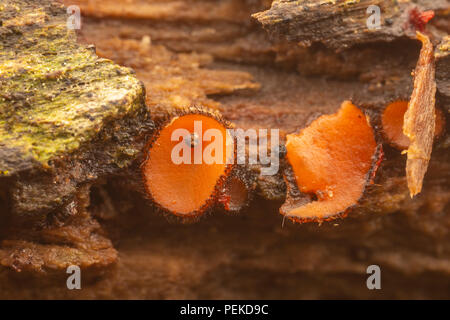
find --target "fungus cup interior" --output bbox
[221,177,248,212]
[382,100,444,150]
[142,114,233,216]
[283,101,377,221]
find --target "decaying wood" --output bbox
[0,192,117,274]
[0,0,449,299]
[0,0,154,217]
[0,0,147,172]
[0,0,154,272]
[436,35,450,105]
[89,37,260,118]
[63,0,272,23]
[253,0,449,49]
[0,0,260,273]
[69,0,449,86]
[63,0,276,66]
[404,32,437,197]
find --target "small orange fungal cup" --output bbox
[142,110,235,218]
[281,101,381,223]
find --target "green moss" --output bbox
[0,0,146,173]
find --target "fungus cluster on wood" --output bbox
[140,36,443,220]
[76,4,444,224]
[1,1,450,296]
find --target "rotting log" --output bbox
[69,0,449,86]
[62,0,276,65]
[0,0,449,299]
[0,0,260,273]
[251,0,450,83]
[253,0,449,49]
[0,0,154,273]
[0,0,260,220]
[0,0,151,215]
[54,0,449,224]
[89,37,260,119]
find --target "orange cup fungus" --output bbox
[282,101,379,223]
[382,100,444,150]
[142,113,234,217]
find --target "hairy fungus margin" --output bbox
[281,101,379,223]
[142,110,234,218]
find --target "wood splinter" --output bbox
[403,32,437,198]
[382,101,444,150]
